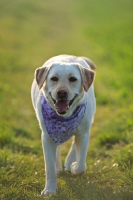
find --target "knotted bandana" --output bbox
[41,95,87,145]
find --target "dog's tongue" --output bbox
[55,100,69,114]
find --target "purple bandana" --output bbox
[41,95,87,145]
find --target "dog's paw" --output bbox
[70,162,86,175]
[41,188,56,196]
[41,178,57,196]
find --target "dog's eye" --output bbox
[51,77,58,81]
[69,77,77,82]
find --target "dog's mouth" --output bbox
[51,95,77,115]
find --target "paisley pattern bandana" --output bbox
[41,95,87,145]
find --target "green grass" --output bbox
[0,0,133,199]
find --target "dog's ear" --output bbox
[35,65,50,89]
[77,65,95,92]
[79,56,96,72]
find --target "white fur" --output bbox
[31,55,96,195]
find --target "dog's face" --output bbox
[44,63,83,115]
[35,62,94,116]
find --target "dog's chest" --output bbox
[41,95,87,145]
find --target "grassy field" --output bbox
[0,0,133,199]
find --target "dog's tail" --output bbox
[80,57,96,72]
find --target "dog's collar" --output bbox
[41,95,87,145]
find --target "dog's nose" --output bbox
[57,90,68,98]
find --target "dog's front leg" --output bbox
[41,132,57,195]
[70,132,90,175]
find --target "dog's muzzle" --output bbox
[51,90,77,115]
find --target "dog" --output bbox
[31,55,96,195]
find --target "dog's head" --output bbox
[35,62,95,116]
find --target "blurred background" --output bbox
[0,0,133,198]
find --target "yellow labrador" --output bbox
[31,55,96,195]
